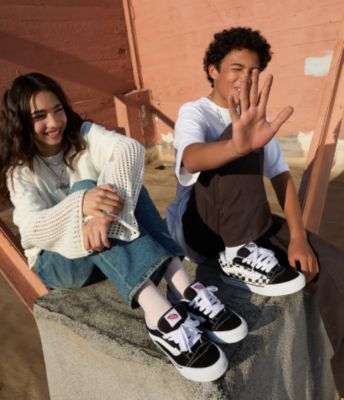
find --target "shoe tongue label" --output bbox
[237,247,251,257]
[164,309,182,328]
[246,243,257,251]
[238,243,256,257]
[191,282,204,292]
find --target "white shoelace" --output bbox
[190,286,225,319]
[243,244,278,273]
[163,316,201,353]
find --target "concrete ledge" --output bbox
[34,262,336,400]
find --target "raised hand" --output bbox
[82,183,124,218]
[228,69,293,156]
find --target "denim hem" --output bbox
[97,252,132,291]
[35,251,57,288]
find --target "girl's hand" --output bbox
[288,237,319,282]
[228,70,294,156]
[83,216,113,252]
[82,184,124,218]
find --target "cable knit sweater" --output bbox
[7,122,145,268]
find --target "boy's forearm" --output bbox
[182,140,241,173]
[271,171,307,239]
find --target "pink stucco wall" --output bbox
[130,0,344,139]
[0,0,135,129]
[0,1,343,141]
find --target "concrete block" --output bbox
[34,262,336,400]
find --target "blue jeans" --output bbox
[35,181,183,307]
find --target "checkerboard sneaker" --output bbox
[219,242,306,296]
[168,282,248,344]
[147,304,228,382]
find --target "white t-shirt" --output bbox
[166,96,289,261]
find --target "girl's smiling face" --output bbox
[30,90,67,156]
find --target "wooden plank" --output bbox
[119,89,158,146]
[122,0,144,89]
[0,218,48,313]
[298,21,344,233]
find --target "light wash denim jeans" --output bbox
[35,181,183,307]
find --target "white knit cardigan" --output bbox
[7,122,145,268]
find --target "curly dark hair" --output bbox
[203,27,272,86]
[0,72,86,198]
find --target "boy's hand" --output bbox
[228,69,294,156]
[83,184,124,218]
[288,237,319,282]
[83,216,113,252]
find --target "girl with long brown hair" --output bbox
[0,72,248,382]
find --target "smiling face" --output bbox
[30,90,67,156]
[208,48,260,107]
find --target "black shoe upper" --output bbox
[147,303,221,368]
[234,244,299,284]
[184,284,242,332]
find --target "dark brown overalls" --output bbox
[182,125,344,396]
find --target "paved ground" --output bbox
[0,161,343,400]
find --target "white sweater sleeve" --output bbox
[82,122,145,241]
[7,166,89,259]
[8,123,145,264]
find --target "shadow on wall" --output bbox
[0,30,135,94]
[0,31,176,130]
[320,168,344,250]
[299,116,343,205]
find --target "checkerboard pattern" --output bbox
[219,257,270,287]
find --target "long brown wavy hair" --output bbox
[0,72,87,199]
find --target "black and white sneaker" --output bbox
[168,282,248,344]
[147,304,228,382]
[219,242,306,296]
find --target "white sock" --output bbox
[225,243,246,262]
[135,280,171,328]
[164,257,193,300]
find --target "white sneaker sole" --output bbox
[204,314,248,344]
[220,271,306,296]
[149,334,228,382]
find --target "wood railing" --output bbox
[0,218,48,313]
[299,21,344,233]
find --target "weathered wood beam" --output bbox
[0,218,48,313]
[116,89,159,146]
[299,22,344,233]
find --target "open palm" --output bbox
[228,70,293,156]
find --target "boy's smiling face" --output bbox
[208,48,261,108]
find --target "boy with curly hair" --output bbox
[167,27,344,395]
